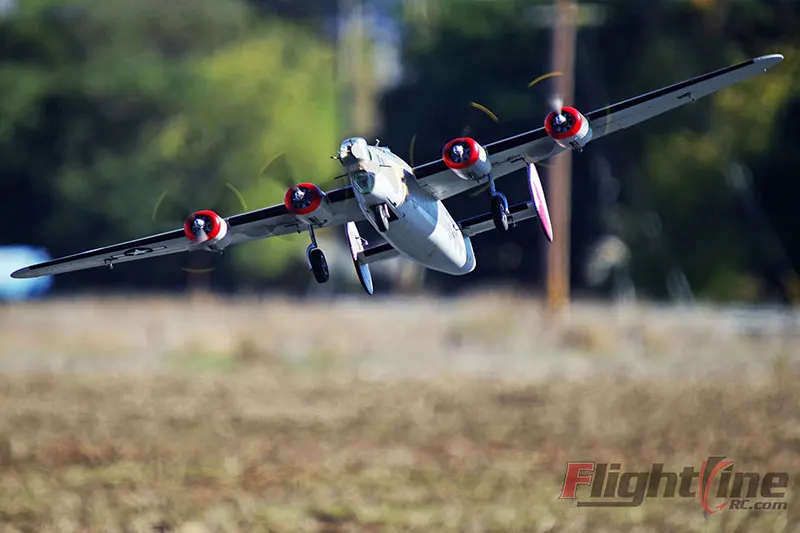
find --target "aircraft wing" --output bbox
[11,186,362,279]
[412,54,784,200]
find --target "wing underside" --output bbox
[411,55,783,201]
[12,186,363,279]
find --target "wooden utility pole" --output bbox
[338,0,376,136]
[546,0,578,313]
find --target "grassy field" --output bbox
[0,293,798,532]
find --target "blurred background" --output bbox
[1,0,798,302]
[0,1,799,532]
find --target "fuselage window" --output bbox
[352,170,375,194]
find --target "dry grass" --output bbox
[0,294,798,533]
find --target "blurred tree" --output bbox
[0,0,342,289]
[150,27,342,277]
[590,0,800,302]
[380,0,799,302]
[245,0,337,27]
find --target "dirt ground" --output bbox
[0,293,798,532]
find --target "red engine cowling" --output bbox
[442,137,492,181]
[544,106,593,149]
[184,210,228,244]
[284,183,334,225]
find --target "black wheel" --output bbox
[491,194,509,233]
[308,248,329,283]
[373,204,390,232]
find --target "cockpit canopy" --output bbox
[338,137,370,164]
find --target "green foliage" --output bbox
[640,51,799,301]
[0,0,342,281]
[141,27,342,275]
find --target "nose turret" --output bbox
[337,137,370,166]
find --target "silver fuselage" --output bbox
[338,137,476,275]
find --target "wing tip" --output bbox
[754,54,784,68]
[10,268,34,279]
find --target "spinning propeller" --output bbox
[414,69,612,206]
[460,70,561,198]
[151,182,248,275]
[403,69,589,242]
[549,94,565,123]
[151,152,316,278]
[259,152,296,189]
[407,100,500,169]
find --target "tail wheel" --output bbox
[308,248,329,283]
[373,204,390,232]
[491,194,509,233]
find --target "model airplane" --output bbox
[11,55,784,294]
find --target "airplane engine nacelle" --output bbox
[284,183,334,226]
[544,106,593,149]
[442,137,492,181]
[184,210,229,244]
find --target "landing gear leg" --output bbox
[487,173,509,233]
[372,203,390,233]
[305,226,329,283]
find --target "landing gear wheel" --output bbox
[491,194,509,233]
[373,203,390,232]
[308,248,329,283]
